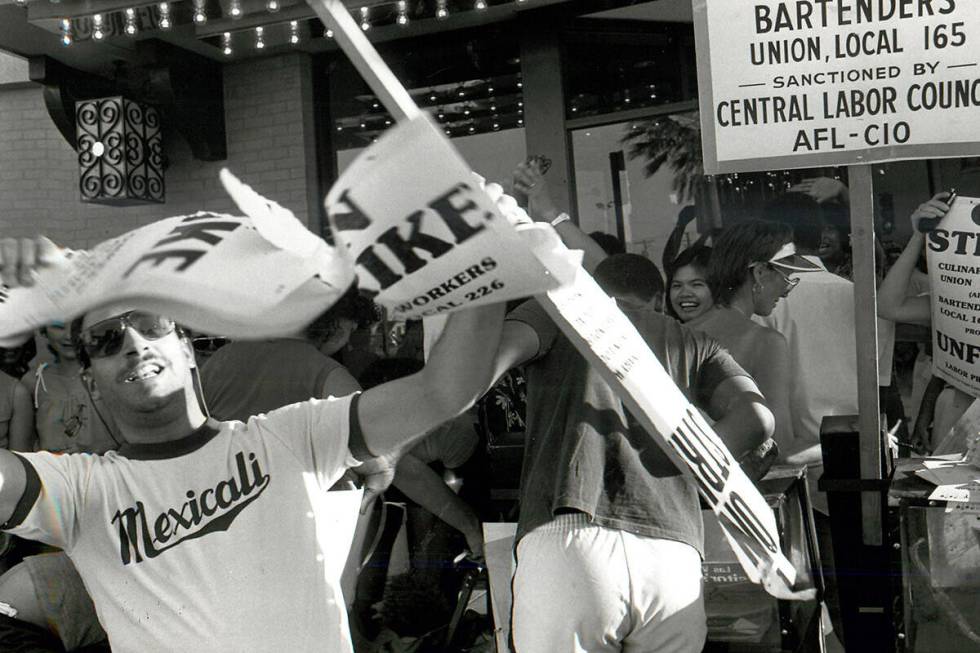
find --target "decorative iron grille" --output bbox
[76,97,165,205]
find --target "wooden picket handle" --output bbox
[308,0,806,599]
[306,0,420,123]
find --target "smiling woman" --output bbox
[667,244,714,323]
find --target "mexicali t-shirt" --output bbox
[3,395,362,653]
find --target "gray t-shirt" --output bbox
[508,301,749,556]
[201,339,347,421]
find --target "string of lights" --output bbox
[48,0,536,49]
[335,71,527,144]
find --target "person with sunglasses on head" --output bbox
[689,220,819,457]
[0,236,506,653]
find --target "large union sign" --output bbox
[694,0,980,173]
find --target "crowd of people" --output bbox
[0,157,967,653]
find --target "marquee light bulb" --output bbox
[125,15,138,36]
[192,0,207,23]
[158,2,172,29]
[92,13,105,40]
[60,18,72,46]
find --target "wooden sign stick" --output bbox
[307,0,808,600]
[306,0,419,123]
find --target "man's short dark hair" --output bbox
[594,254,664,303]
[588,232,626,256]
[304,286,380,345]
[763,192,824,252]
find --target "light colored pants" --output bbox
[511,513,706,653]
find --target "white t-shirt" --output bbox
[5,396,361,653]
[758,256,894,445]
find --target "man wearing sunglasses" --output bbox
[0,236,505,652]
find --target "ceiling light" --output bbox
[92,13,105,40]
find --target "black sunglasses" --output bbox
[79,311,176,359]
[192,336,229,354]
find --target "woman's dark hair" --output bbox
[0,339,36,379]
[668,243,713,279]
[708,219,793,306]
[664,244,713,320]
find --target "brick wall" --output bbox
[0,52,320,249]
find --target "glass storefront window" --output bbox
[571,112,704,260]
[327,25,524,151]
[563,14,696,120]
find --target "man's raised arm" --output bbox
[356,302,505,458]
